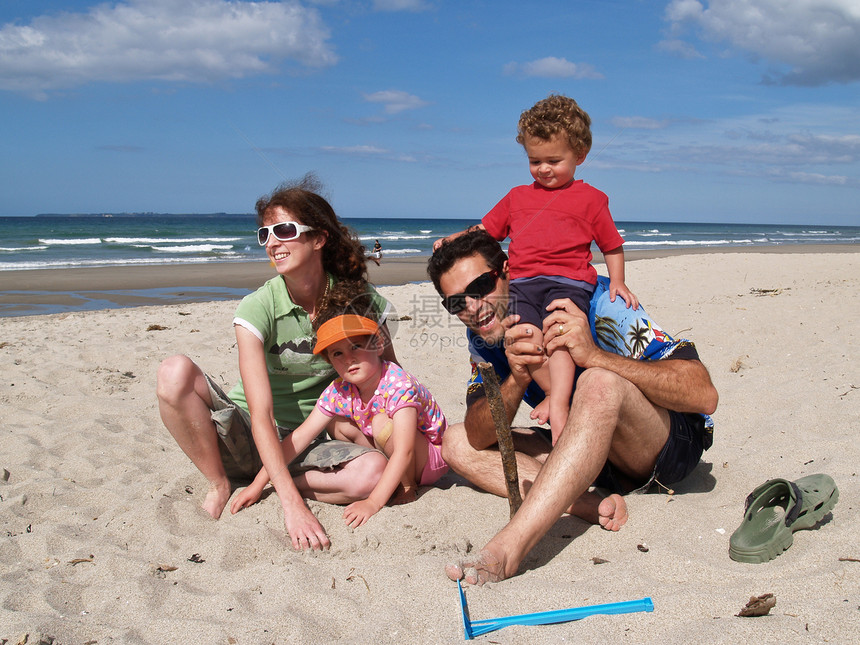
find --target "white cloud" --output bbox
[655,38,705,59]
[0,0,336,97]
[596,104,860,189]
[372,0,432,11]
[662,0,860,85]
[362,90,429,114]
[611,117,671,130]
[320,145,390,155]
[775,170,849,186]
[503,56,603,79]
[318,144,418,163]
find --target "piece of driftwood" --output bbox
[477,362,523,517]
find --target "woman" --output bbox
[156,175,396,551]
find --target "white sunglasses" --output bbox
[257,221,315,245]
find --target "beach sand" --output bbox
[1,250,858,643]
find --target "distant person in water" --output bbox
[368,239,383,266]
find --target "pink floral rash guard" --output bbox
[315,361,447,445]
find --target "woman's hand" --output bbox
[282,498,331,551]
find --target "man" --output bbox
[427,231,718,585]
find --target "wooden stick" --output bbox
[477,362,522,517]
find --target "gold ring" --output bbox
[558,324,565,335]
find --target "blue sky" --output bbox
[1,0,858,225]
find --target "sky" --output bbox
[1,0,858,225]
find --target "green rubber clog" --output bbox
[729,474,839,564]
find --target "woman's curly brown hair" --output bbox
[515,94,592,158]
[255,173,369,282]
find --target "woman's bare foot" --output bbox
[597,493,627,531]
[445,546,510,586]
[202,480,232,519]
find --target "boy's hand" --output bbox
[343,499,382,528]
[609,282,639,310]
[433,224,484,252]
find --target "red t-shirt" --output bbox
[482,180,624,284]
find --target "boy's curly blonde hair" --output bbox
[516,94,592,158]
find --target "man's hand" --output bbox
[282,499,331,551]
[502,314,545,387]
[542,299,601,368]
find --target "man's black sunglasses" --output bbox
[441,269,500,314]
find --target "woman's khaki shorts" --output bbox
[204,374,375,483]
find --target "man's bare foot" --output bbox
[201,481,232,519]
[597,493,627,531]
[445,546,510,586]
[565,490,627,530]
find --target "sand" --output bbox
[1,250,859,644]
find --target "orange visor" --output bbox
[313,314,379,354]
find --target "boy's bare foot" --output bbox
[445,546,510,586]
[597,493,627,531]
[529,397,550,425]
[202,480,232,519]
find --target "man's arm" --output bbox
[463,322,549,449]
[576,349,717,414]
[543,301,718,415]
[463,374,529,449]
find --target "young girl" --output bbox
[232,285,448,528]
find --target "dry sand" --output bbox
[1,250,858,644]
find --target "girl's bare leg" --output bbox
[295,452,389,504]
[371,413,431,504]
[156,355,231,518]
[295,417,387,504]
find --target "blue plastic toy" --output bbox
[457,580,654,639]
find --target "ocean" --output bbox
[1,214,857,316]
[2,214,858,271]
